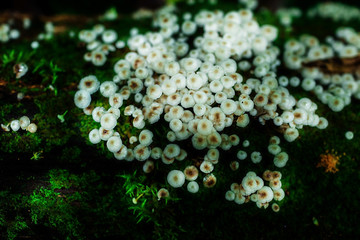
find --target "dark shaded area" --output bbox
[0,0,165,15]
[2,0,360,16]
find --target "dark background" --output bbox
[1,0,360,15]
[1,0,164,15]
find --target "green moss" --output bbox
[6,216,29,240]
[29,187,83,239]
[0,131,42,153]
[0,191,29,240]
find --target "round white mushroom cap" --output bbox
[274,152,289,168]
[225,191,235,201]
[19,116,30,130]
[345,131,354,140]
[10,120,20,131]
[106,136,123,153]
[78,75,100,94]
[74,90,91,109]
[89,129,101,144]
[27,123,37,133]
[187,181,199,193]
[100,113,117,130]
[167,170,186,188]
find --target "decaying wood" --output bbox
[0,12,97,34]
[302,55,360,75]
[0,11,93,24]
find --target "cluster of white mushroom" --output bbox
[78,24,125,67]
[74,5,331,205]
[0,23,20,43]
[225,169,285,211]
[36,22,55,41]
[166,162,217,193]
[284,28,360,112]
[0,17,50,48]
[267,136,288,168]
[307,2,360,22]
[233,135,290,167]
[1,116,37,133]
[276,8,302,27]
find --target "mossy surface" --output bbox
[1,1,360,239]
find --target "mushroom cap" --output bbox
[114,145,128,160]
[100,81,118,97]
[169,119,183,132]
[236,114,250,128]
[262,170,273,181]
[251,151,262,164]
[109,93,124,109]
[345,131,354,140]
[176,149,187,161]
[225,191,235,201]
[134,144,151,161]
[150,147,162,159]
[19,116,30,130]
[74,89,91,109]
[203,173,217,188]
[192,133,208,150]
[197,119,213,136]
[147,85,163,100]
[106,136,123,153]
[234,193,246,204]
[10,120,20,131]
[99,127,114,141]
[237,150,247,160]
[139,129,153,146]
[89,129,101,144]
[269,136,280,145]
[187,181,199,193]
[220,99,237,115]
[92,106,106,122]
[207,148,219,162]
[242,175,257,195]
[92,51,107,66]
[200,161,214,173]
[269,179,282,190]
[257,186,274,203]
[163,144,181,159]
[207,131,222,148]
[142,160,155,173]
[183,165,199,181]
[272,171,282,180]
[27,123,37,133]
[284,127,299,142]
[100,113,117,130]
[271,203,280,212]
[230,161,239,171]
[157,188,170,199]
[274,152,289,168]
[167,170,185,188]
[79,75,100,94]
[268,144,281,155]
[273,188,285,201]
[229,134,240,146]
